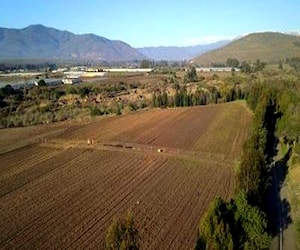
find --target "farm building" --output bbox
[62,76,81,85]
[196,67,240,72]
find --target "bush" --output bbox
[105,211,139,250]
[184,66,198,83]
[89,106,105,116]
[197,193,271,250]
[197,197,234,250]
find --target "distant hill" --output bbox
[137,40,230,61]
[0,25,146,62]
[193,32,300,66]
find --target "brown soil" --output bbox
[0,101,252,249]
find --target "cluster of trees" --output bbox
[0,84,81,128]
[0,80,148,128]
[240,59,266,73]
[286,57,300,71]
[226,58,240,68]
[139,59,154,69]
[152,84,243,108]
[197,193,270,249]
[139,59,184,69]
[276,84,300,159]
[211,58,265,72]
[0,62,57,72]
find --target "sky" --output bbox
[1,0,299,47]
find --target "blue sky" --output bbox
[1,0,299,47]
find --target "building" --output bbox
[62,76,81,85]
[196,67,240,72]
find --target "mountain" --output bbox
[0,25,146,61]
[137,40,230,61]
[193,32,300,66]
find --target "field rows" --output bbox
[0,101,251,249]
[48,102,251,161]
[0,145,233,249]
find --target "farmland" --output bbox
[0,101,252,249]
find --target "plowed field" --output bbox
[0,101,252,249]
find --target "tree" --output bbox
[140,60,151,68]
[278,60,283,70]
[197,197,234,250]
[184,66,198,83]
[197,194,271,250]
[115,104,122,116]
[236,85,242,100]
[277,89,300,145]
[233,192,271,249]
[161,91,168,107]
[37,79,47,86]
[152,92,157,107]
[208,86,219,104]
[237,136,267,203]
[287,57,300,71]
[78,86,90,98]
[0,84,15,97]
[241,61,252,74]
[226,58,239,68]
[253,59,266,72]
[105,211,139,250]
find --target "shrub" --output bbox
[90,106,105,116]
[105,211,139,250]
[197,193,271,250]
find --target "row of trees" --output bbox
[240,59,266,73]
[0,62,57,72]
[197,83,277,249]
[238,84,278,204]
[152,84,243,108]
[210,58,266,73]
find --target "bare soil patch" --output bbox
[0,101,252,249]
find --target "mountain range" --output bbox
[0,25,231,62]
[1,25,300,64]
[137,40,230,61]
[0,25,145,62]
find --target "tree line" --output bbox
[152,84,243,108]
[197,76,300,249]
[196,82,280,249]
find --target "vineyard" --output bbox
[0,101,252,249]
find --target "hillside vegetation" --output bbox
[194,32,300,66]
